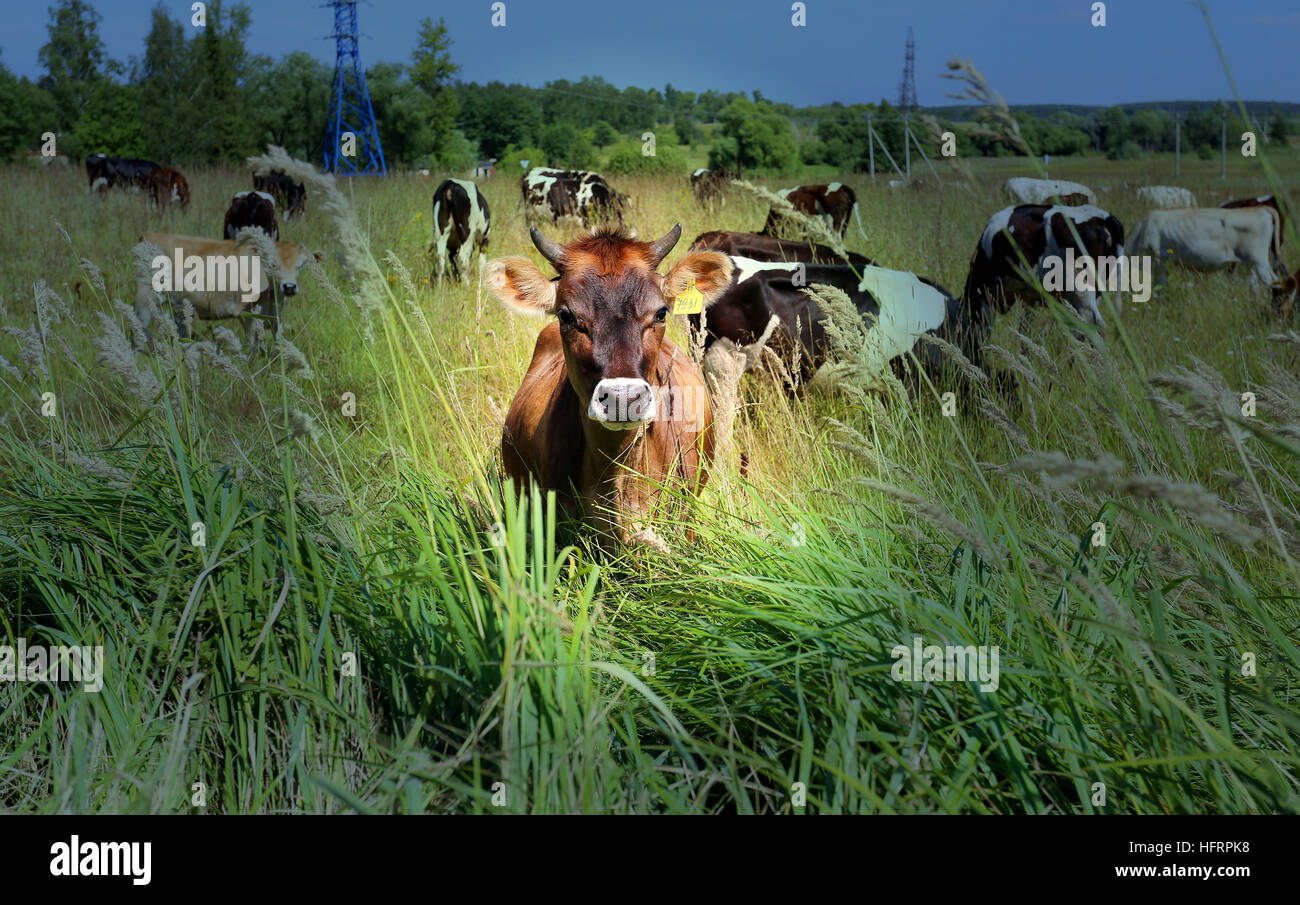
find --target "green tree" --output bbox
[591,120,617,147]
[1269,107,1289,144]
[538,121,595,169]
[133,3,194,163]
[189,0,258,162]
[38,0,109,133]
[710,97,797,171]
[0,52,57,159]
[242,52,331,162]
[411,17,461,165]
[74,81,146,157]
[367,62,435,167]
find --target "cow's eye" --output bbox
[654,306,669,322]
[556,308,576,327]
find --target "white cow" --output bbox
[1005,177,1096,206]
[1128,207,1281,286]
[1137,185,1197,208]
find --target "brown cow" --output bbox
[146,167,190,211]
[486,224,732,543]
[762,182,861,238]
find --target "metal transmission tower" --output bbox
[897,27,918,113]
[322,0,386,175]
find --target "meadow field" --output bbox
[1,145,1298,814]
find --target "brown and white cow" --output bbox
[431,178,490,282]
[486,225,731,542]
[145,167,190,211]
[223,191,279,241]
[762,183,863,238]
[135,232,319,347]
[964,203,1126,327]
[522,167,626,226]
[689,230,875,271]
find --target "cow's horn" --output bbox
[530,226,565,271]
[648,223,682,268]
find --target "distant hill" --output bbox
[927,101,1300,120]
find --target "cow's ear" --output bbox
[662,252,733,307]
[486,256,557,316]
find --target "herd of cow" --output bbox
[478,168,1296,545]
[83,154,318,347]
[80,152,1296,547]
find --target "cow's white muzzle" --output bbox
[588,378,656,429]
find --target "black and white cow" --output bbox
[224,190,279,241]
[963,203,1126,327]
[431,178,491,282]
[689,256,984,383]
[522,167,626,226]
[254,170,307,219]
[85,154,160,195]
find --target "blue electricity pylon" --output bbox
[322,0,386,175]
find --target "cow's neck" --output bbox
[578,416,652,535]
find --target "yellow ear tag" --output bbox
[672,278,704,315]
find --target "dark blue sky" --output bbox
[3,1,1297,106]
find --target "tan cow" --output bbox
[135,231,319,345]
[487,224,732,544]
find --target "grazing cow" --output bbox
[134,232,320,346]
[689,230,875,271]
[690,256,985,386]
[1005,177,1096,206]
[690,168,729,208]
[1221,195,1287,266]
[485,224,730,542]
[145,167,191,211]
[254,169,307,219]
[762,183,863,238]
[1129,206,1282,287]
[1138,185,1197,208]
[431,178,491,282]
[964,203,1126,327]
[223,191,279,241]
[85,154,160,195]
[522,167,626,226]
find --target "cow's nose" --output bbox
[588,378,656,429]
[281,282,297,297]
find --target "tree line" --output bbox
[0,0,1291,175]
